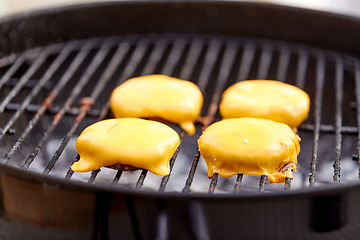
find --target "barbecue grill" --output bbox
[1,1,360,239]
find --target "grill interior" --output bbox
[0,33,359,194]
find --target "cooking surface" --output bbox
[0,33,359,194]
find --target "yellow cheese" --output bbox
[72,118,180,176]
[198,118,300,183]
[110,74,203,136]
[219,80,310,130]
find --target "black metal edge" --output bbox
[0,161,359,201]
[1,1,360,57]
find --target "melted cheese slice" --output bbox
[110,74,203,136]
[198,118,300,183]
[219,80,310,129]
[72,118,180,176]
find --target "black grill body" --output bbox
[1,1,360,239]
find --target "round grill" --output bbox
[4,2,360,239]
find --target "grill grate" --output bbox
[0,34,359,194]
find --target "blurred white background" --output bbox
[0,0,91,16]
[1,0,360,18]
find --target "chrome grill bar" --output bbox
[296,47,308,90]
[259,175,268,192]
[237,42,256,82]
[257,42,273,79]
[309,51,326,187]
[233,173,244,193]
[142,38,168,76]
[162,37,187,76]
[333,55,344,183]
[159,131,185,192]
[276,45,291,82]
[197,38,222,92]
[0,53,27,93]
[179,38,204,81]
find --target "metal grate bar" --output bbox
[159,131,185,192]
[4,78,52,89]
[65,155,79,179]
[0,44,63,113]
[237,42,256,81]
[309,51,326,187]
[43,39,132,174]
[88,169,101,184]
[275,45,293,188]
[0,128,15,135]
[296,47,308,89]
[0,53,20,68]
[197,38,222,92]
[284,177,291,190]
[204,40,238,124]
[135,170,148,190]
[142,38,168,75]
[11,101,357,136]
[208,173,218,194]
[257,42,279,192]
[179,38,204,80]
[162,37,187,76]
[276,45,291,82]
[333,55,344,183]
[299,124,357,134]
[233,173,244,193]
[4,102,101,117]
[182,152,200,193]
[259,175,267,192]
[258,43,276,191]
[354,59,360,179]
[111,170,123,186]
[2,40,99,159]
[117,38,150,84]
[21,38,115,169]
[257,42,273,79]
[0,53,27,93]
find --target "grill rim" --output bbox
[1,161,360,199]
[1,1,360,57]
[1,1,360,198]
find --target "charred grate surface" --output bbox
[0,34,359,194]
